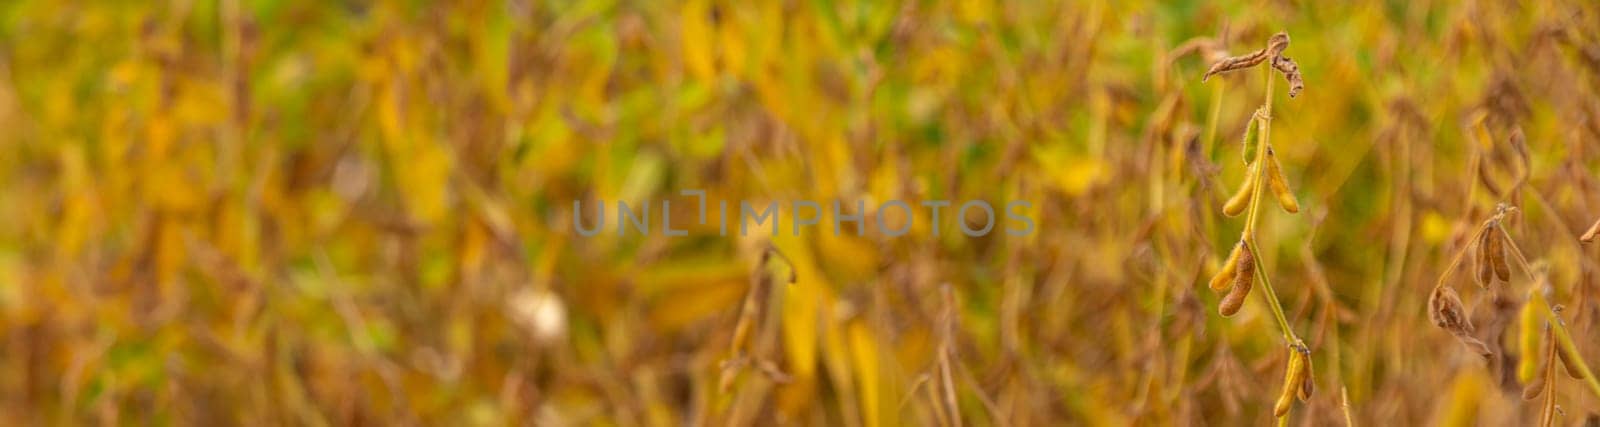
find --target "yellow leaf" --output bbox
[849,320,881,427]
[679,0,716,81]
[400,142,454,226]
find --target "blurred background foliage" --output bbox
[1,0,1600,425]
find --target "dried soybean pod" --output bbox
[1581,217,1600,243]
[1219,246,1255,317]
[1265,147,1299,213]
[1554,326,1586,380]
[1474,230,1494,287]
[1210,242,1244,292]
[1223,165,1257,217]
[1297,345,1315,401]
[1558,350,1586,379]
[1488,226,1510,282]
[1522,375,1545,400]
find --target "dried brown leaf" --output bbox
[1272,55,1304,98]
[1202,49,1272,82]
[1431,285,1493,360]
[1430,285,1473,333]
[1202,33,1290,81]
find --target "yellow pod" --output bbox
[1274,347,1307,417]
[1517,301,1541,383]
[1209,242,1243,291]
[1265,148,1299,213]
[1222,165,1257,217]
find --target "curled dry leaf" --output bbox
[1202,48,1273,81]
[1436,288,1493,361]
[1429,285,1473,333]
[1202,32,1290,81]
[1202,32,1303,97]
[1430,285,1492,359]
[1266,32,1290,56]
[1272,55,1304,98]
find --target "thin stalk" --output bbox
[1248,239,1295,342]
[1538,323,1559,427]
[1532,289,1600,398]
[1431,224,1492,293]
[1236,61,1305,425]
[1204,80,1227,156]
[1494,225,1600,398]
[1341,387,1355,426]
[1241,65,1297,345]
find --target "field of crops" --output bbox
[3,0,1600,425]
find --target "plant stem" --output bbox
[1533,290,1600,398]
[1243,64,1300,424]
[1204,80,1226,156]
[1431,223,1491,293]
[1495,225,1600,398]
[1241,65,1298,345]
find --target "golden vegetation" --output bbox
[1,0,1600,425]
